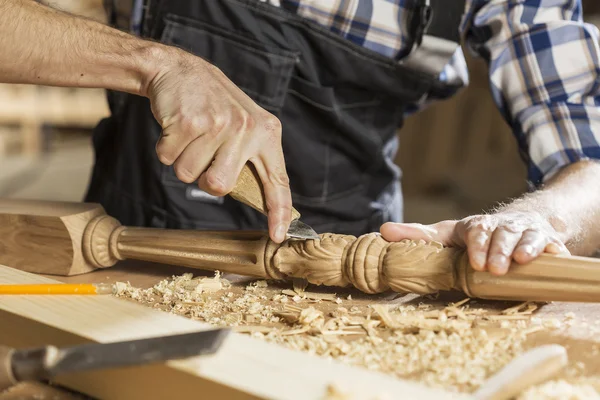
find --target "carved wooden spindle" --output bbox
[272,232,600,302]
[273,233,459,294]
[2,199,600,302]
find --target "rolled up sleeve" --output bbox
[465,0,600,185]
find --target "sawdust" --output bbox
[516,357,600,399]
[517,374,600,399]
[114,273,588,395]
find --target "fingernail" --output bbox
[546,243,561,254]
[274,224,287,243]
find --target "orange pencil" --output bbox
[0,283,115,295]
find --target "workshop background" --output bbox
[1,0,599,224]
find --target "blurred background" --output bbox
[0,0,599,224]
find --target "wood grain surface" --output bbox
[0,264,462,400]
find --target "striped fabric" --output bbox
[104,0,600,186]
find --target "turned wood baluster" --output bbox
[82,215,285,280]
[81,215,600,302]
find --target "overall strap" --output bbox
[403,0,468,77]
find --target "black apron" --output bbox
[85,0,465,236]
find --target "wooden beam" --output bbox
[0,265,465,400]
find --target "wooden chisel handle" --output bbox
[230,163,301,221]
[474,345,568,400]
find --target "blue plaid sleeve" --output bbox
[464,0,600,186]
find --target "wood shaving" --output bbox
[293,278,308,293]
[501,301,537,315]
[282,288,339,302]
[115,274,571,394]
[233,326,273,334]
[484,315,532,321]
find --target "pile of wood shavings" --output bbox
[518,373,600,399]
[115,274,550,393]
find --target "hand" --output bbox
[144,48,292,243]
[380,211,570,275]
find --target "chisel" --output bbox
[230,163,319,240]
[0,329,229,392]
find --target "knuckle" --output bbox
[499,221,522,233]
[517,237,536,247]
[157,155,171,165]
[267,194,292,214]
[491,241,513,257]
[231,110,255,132]
[493,245,512,257]
[263,114,282,135]
[204,170,230,195]
[178,116,204,139]
[268,198,292,213]
[189,116,205,132]
[521,228,542,240]
[465,223,485,235]
[174,164,195,183]
[156,149,174,166]
[466,216,492,231]
[468,230,490,246]
[271,170,290,187]
[211,114,228,133]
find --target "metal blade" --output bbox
[287,219,319,240]
[12,329,229,381]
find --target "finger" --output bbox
[513,229,547,264]
[380,222,440,242]
[486,227,523,276]
[253,151,292,245]
[198,140,245,197]
[456,216,497,272]
[156,119,206,166]
[545,239,570,255]
[172,135,218,183]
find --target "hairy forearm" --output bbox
[499,160,600,256]
[0,0,169,96]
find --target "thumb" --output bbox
[380,221,456,246]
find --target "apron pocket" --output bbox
[283,76,385,204]
[160,13,299,111]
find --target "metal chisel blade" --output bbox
[287,219,319,240]
[11,329,229,382]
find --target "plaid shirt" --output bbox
[106,0,600,186]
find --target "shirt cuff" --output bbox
[518,102,600,186]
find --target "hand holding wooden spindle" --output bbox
[2,199,600,302]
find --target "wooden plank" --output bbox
[0,265,465,400]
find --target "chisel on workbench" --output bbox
[0,329,229,392]
[230,163,319,240]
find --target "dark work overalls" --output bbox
[85,0,465,236]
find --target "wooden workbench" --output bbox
[2,260,600,399]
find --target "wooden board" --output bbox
[0,265,465,400]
